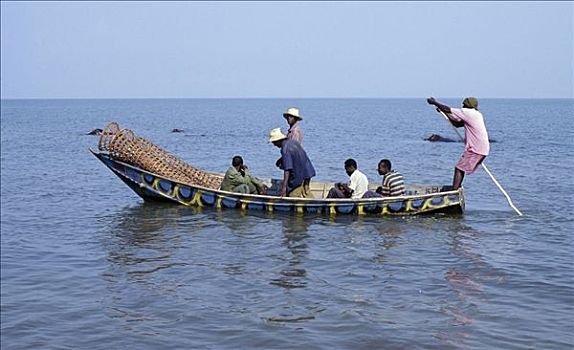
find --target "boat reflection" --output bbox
[371,218,406,264]
[270,215,311,289]
[436,218,502,348]
[99,203,194,330]
[103,203,192,271]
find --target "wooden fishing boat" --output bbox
[91,123,464,216]
[91,150,464,215]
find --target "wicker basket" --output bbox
[98,122,223,189]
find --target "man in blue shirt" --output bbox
[269,128,316,198]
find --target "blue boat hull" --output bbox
[92,151,464,216]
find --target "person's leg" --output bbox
[362,190,383,198]
[452,167,465,189]
[246,183,257,194]
[327,187,345,198]
[301,179,312,198]
[288,185,303,197]
[233,184,250,193]
[453,152,470,190]
[453,151,486,189]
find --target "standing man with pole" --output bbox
[427,96,523,216]
[427,97,489,190]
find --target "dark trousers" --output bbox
[327,188,383,199]
[327,187,347,198]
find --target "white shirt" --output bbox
[349,169,369,199]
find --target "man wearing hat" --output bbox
[283,107,304,144]
[269,128,316,197]
[427,97,490,189]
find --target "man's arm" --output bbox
[226,168,250,187]
[427,97,464,127]
[246,172,263,187]
[280,146,294,196]
[281,170,290,196]
[337,183,353,198]
[246,172,266,195]
[427,97,451,114]
[380,178,391,197]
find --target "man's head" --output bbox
[232,155,243,168]
[462,97,479,110]
[344,158,357,176]
[268,128,287,148]
[378,159,392,175]
[285,115,298,127]
[283,107,303,126]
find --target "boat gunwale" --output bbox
[91,149,463,204]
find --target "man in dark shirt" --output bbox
[269,128,316,197]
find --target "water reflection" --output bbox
[270,215,311,289]
[103,203,193,271]
[100,203,195,330]
[211,210,271,278]
[264,214,332,325]
[371,218,406,264]
[436,219,494,347]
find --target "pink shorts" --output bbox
[456,150,486,174]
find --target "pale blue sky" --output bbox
[1,1,572,98]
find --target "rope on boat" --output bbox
[98,122,223,189]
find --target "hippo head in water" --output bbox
[425,133,496,143]
[425,134,458,142]
[87,128,103,136]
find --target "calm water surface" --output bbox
[1,98,573,349]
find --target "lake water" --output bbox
[1,98,573,349]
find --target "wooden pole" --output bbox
[437,110,523,216]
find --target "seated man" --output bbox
[220,155,266,194]
[375,159,405,196]
[363,159,406,198]
[327,159,369,199]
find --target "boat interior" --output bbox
[263,178,446,199]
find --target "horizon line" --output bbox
[2,96,573,101]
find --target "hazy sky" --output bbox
[1,1,572,98]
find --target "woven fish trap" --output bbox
[98,122,223,189]
[98,122,120,151]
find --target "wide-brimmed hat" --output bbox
[268,128,287,143]
[283,107,303,120]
